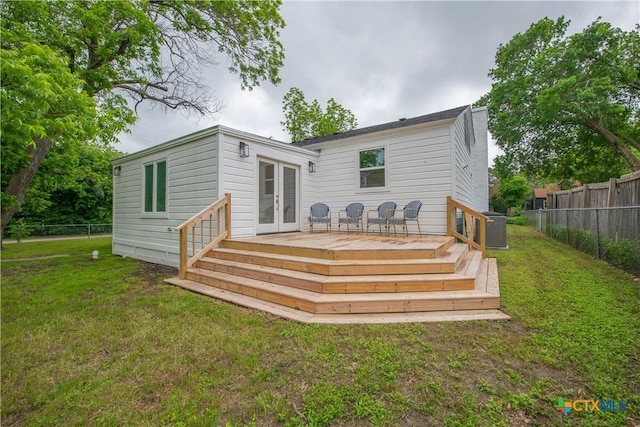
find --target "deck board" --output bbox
[169,232,507,323]
[165,278,510,324]
[222,232,454,260]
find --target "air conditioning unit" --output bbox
[483,211,508,249]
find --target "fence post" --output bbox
[88,224,91,238]
[565,210,570,244]
[607,178,617,207]
[595,208,601,259]
[538,208,542,233]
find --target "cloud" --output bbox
[117,1,640,161]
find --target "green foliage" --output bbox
[546,224,640,276]
[495,175,531,209]
[601,237,640,275]
[479,17,640,181]
[506,216,528,225]
[12,144,122,226]
[0,28,100,210]
[2,0,285,108]
[1,0,286,230]
[7,218,30,242]
[281,87,357,141]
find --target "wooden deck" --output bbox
[166,232,509,323]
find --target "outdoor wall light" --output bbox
[309,161,317,173]
[239,141,250,158]
[113,165,121,176]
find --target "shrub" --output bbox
[506,216,528,226]
[7,218,32,242]
[601,237,640,276]
[544,224,640,276]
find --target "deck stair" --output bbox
[166,233,509,323]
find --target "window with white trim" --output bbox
[143,160,167,213]
[359,148,385,188]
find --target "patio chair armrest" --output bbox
[366,209,378,220]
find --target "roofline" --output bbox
[292,105,470,147]
[114,125,316,164]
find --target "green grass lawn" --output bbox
[1,227,638,426]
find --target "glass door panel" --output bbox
[256,159,299,233]
[258,161,277,233]
[282,166,296,224]
[279,164,298,232]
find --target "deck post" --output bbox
[446,196,452,236]
[179,228,187,279]
[225,193,231,239]
[479,217,486,258]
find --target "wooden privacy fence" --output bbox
[551,170,640,209]
[446,196,489,257]
[176,193,231,279]
[522,206,639,275]
[536,206,640,241]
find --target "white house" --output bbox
[112,105,489,267]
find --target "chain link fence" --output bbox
[4,223,112,241]
[522,207,640,276]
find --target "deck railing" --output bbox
[446,196,489,257]
[176,193,231,279]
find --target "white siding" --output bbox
[471,107,489,212]
[113,134,219,266]
[112,107,491,266]
[451,109,473,207]
[306,123,455,235]
[218,133,318,237]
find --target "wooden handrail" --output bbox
[446,196,489,257]
[177,193,231,279]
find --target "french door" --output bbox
[257,159,299,234]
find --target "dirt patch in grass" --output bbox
[129,261,177,296]
[1,254,70,262]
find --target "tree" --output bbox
[14,144,123,226]
[497,176,531,210]
[281,87,357,141]
[1,31,101,235]
[1,0,285,235]
[478,17,640,182]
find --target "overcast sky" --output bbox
[117,1,640,163]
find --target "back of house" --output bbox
[112,105,489,266]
